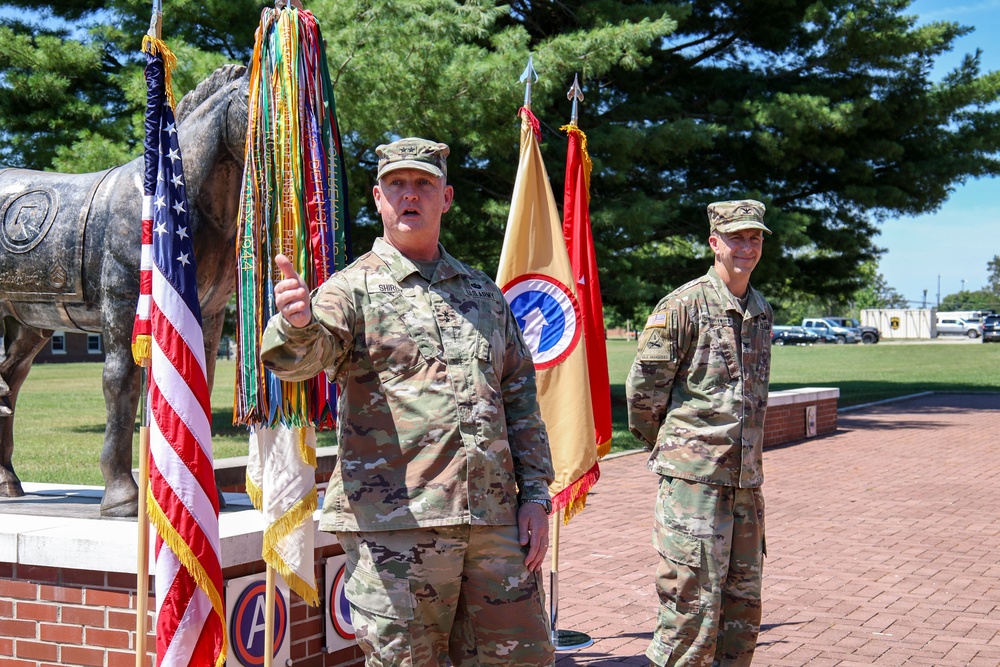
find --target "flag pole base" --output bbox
[554,628,594,651]
[549,514,593,652]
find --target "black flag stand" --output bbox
[549,508,594,651]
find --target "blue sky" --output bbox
[878,0,1000,305]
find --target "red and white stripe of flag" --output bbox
[147,240,225,666]
[133,196,153,354]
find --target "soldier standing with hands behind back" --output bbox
[260,137,555,667]
[627,200,773,666]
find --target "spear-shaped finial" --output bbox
[520,55,538,108]
[567,74,584,125]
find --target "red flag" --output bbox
[141,36,226,667]
[562,124,612,458]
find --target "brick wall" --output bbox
[0,561,153,667]
[764,396,838,448]
[0,549,365,667]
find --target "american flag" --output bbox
[137,39,226,667]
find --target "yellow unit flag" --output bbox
[496,108,599,523]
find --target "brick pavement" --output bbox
[551,392,1000,666]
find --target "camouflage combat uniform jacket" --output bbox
[260,237,554,532]
[626,267,772,488]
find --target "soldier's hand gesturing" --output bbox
[274,254,312,328]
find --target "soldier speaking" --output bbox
[261,137,556,666]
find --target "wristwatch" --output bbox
[523,498,552,515]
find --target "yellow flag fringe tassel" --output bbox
[146,488,228,667]
[245,473,263,511]
[299,424,317,468]
[560,124,592,203]
[554,460,600,525]
[141,36,178,108]
[131,335,151,367]
[261,487,319,606]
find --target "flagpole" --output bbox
[263,429,274,667]
[264,565,276,667]
[513,59,595,652]
[549,509,560,642]
[548,508,592,651]
[135,360,151,667]
[134,6,161,665]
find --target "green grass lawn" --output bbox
[8,341,1000,485]
[8,361,268,486]
[607,339,1000,453]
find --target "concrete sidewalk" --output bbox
[552,393,1000,666]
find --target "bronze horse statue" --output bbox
[0,64,249,516]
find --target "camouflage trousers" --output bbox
[647,476,765,667]
[337,524,554,667]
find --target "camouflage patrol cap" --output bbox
[707,199,772,235]
[375,137,449,180]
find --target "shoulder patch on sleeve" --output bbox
[637,326,676,362]
[645,312,667,328]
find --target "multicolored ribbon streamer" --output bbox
[235,6,350,430]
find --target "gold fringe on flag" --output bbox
[130,335,151,367]
[146,488,227,667]
[141,36,177,107]
[560,124,592,203]
[261,486,319,607]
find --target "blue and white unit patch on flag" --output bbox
[502,273,582,370]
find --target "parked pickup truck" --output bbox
[822,316,880,344]
[801,318,859,344]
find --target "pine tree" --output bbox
[2,0,999,322]
[987,255,1000,297]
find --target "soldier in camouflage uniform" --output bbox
[626,200,773,667]
[261,137,555,666]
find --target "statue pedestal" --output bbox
[0,479,363,667]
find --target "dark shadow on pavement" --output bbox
[757,620,810,647]
[554,632,653,666]
[557,656,650,666]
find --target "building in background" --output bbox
[31,331,105,363]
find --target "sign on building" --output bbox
[325,554,356,653]
[225,574,291,667]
